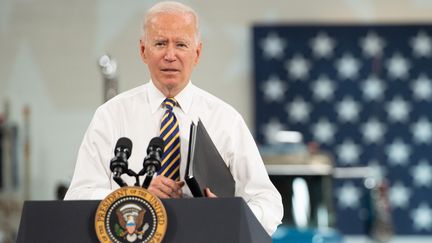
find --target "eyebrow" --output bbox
[152,38,192,44]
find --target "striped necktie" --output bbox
[158,98,181,181]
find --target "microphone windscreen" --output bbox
[148,137,164,153]
[115,137,133,154]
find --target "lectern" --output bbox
[17,197,270,243]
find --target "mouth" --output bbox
[161,68,180,73]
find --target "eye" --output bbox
[177,42,188,48]
[155,41,166,47]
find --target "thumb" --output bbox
[205,188,217,198]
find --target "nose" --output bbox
[164,45,177,62]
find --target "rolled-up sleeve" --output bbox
[64,107,115,200]
[229,114,283,235]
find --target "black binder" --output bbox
[185,120,235,197]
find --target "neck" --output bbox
[153,81,188,98]
[161,88,180,98]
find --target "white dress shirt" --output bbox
[64,80,283,235]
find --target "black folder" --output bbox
[185,120,235,197]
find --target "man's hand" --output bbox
[148,175,185,198]
[205,188,217,198]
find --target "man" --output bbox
[64,1,283,235]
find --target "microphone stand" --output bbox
[113,169,140,187]
[126,169,140,187]
[110,154,139,187]
[138,168,155,189]
[142,172,155,189]
[138,156,161,189]
[111,159,128,187]
[113,174,127,187]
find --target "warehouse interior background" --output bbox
[1,0,432,242]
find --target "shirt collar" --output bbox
[148,80,194,114]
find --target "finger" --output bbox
[164,183,182,198]
[158,180,182,198]
[160,177,183,196]
[150,176,183,198]
[205,188,217,198]
[147,186,170,198]
[176,181,185,187]
[149,176,174,198]
[160,176,180,189]
[172,180,185,197]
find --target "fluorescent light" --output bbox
[274,131,303,143]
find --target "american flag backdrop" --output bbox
[253,25,432,235]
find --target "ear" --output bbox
[139,38,147,63]
[193,42,202,65]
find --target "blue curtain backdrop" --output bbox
[253,24,432,235]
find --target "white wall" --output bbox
[1,0,432,201]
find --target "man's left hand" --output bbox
[205,188,217,198]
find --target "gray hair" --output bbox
[142,1,201,44]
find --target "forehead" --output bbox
[146,12,196,39]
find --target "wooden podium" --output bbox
[17,197,270,243]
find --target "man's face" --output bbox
[140,12,202,96]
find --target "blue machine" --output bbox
[264,147,344,243]
[272,226,343,243]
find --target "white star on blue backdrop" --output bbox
[337,97,361,123]
[312,118,336,144]
[336,182,362,209]
[260,32,286,59]
[311,75,336,101]
[361,75,386,101]
[285,54,311,80]
[261,74,287,102]
[286,97,311,123]
[361,117,386,144]
[411,160,432,187]
[360,31,385,57]
[411,117,432,143]
[411,203,432,231]
[386,53,411,80]
[411,74,432,101]
[386,97,411,122]
[389,181,412,208]
[310,31,335,59]
[336,53,361,80]
[261,118,285,144]
[336,140,361,165]
[386,139,411,166]
[411,31,432,57]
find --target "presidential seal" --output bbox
[95,187,167,243]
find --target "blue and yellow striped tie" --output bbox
[158,98,181,181]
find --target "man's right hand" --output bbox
[147,175,185,198]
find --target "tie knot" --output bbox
[163,98,177,111]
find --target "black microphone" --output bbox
[141,137,164,188]
[110,137,132,187]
